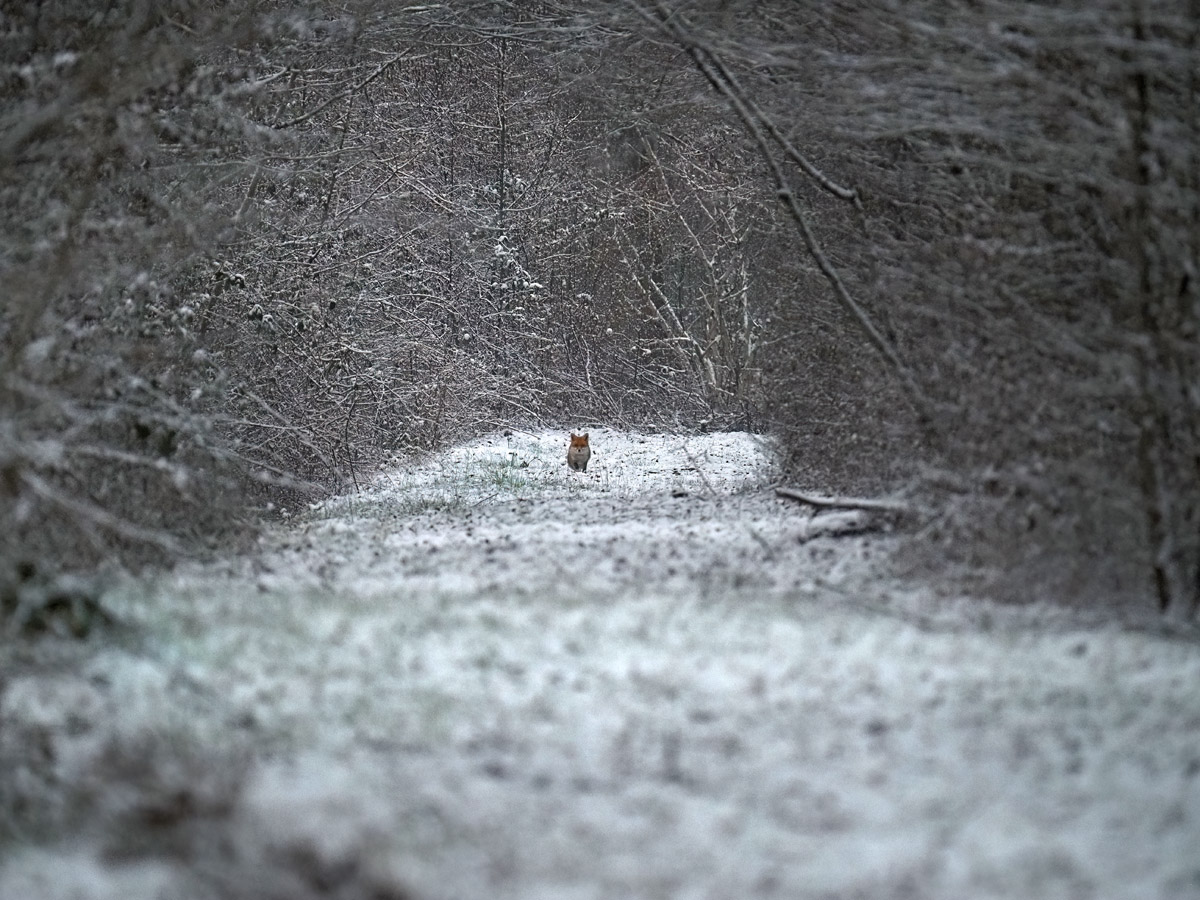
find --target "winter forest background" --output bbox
[4,3,1200,897]
[3,0,1199,624]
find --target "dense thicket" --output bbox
[2,0,1196,618]
[1,3,272,614]
[635,0,1199,615]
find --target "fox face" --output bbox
[567,432,591,472]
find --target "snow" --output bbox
[1,429,1199,899]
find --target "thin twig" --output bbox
[21,471,182,553]
[274,54,414,129]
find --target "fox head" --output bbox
[569,432,589,448]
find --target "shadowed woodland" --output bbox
[2,0,1199,619]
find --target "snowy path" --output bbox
[2,430,1199,899]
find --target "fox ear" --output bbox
[582,432,588,439]
[569,432,577,439]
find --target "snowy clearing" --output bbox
[2,429,1199,900]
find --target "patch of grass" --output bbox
[306,442,593,527]
[484,451,532,490]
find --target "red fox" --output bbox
[567,432,591,471]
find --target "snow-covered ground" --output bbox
[2,429,1199,899]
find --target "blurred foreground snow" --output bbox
[2,430,1198,899]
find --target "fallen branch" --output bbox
[775,486,916,517]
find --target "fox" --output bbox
[567,432,591,472]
